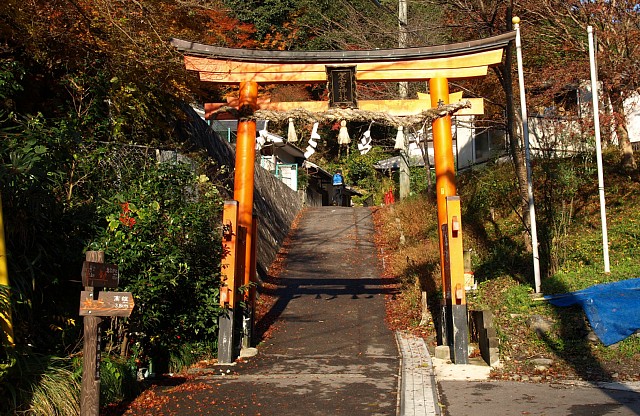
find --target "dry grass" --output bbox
[26,358,80,416]
[372,200,442,340]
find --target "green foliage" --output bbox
[297,168,309,189]
[596,336,640,361]
[502,284,534,314]
[0,113,89,352]
[409,166,433,195]
[536,156,590,276]
[0,285,9,348]
[90,161,224,358]
[459,162,520,221]
[28,361,80,416]
[0,41,227,407]
[0,59,24,107]
[168,341,216,374]
[100,355,139,405]
[473,235,530,283]
[1,130,226,406]
[339,147,394,204]
[221,0,331,47]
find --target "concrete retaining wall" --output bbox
[179,104,303,277]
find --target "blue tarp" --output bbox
[544,278,640,346]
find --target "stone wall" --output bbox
[469,309,500,366]
[179,104,303,277]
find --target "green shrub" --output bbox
[409,166,433,195]
[90,160,224,366]
[338,147,395,205]
[99,355,139,405]
[168,341,216,374]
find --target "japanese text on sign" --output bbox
[327,66,357,108]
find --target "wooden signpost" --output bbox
[80,251,134,416]
[81,261,119,288]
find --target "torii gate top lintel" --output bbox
[171,32,514,64]
[170,31,515,84]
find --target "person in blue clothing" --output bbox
[332,169,344,206]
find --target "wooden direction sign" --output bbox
[79,291,135,317]
[81,261,119,288]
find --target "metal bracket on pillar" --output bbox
[218,201,244,364]
[439,223,451,348]
[446,196,469,364]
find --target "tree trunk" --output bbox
[494,7,532,251]
[419,141,433,190]
[619,128,636,170]
[610,93,637,170]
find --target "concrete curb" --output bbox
[396,331,441,416]
[431,356,492,381]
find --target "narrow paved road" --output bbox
[125,207,400,415]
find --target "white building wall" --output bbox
[624,92,640,144]
[454,116,475,169]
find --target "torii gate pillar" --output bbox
[430,78,455,292]
[234,81,258,348]
[430,77,468,363]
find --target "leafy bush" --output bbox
[90,161,224,364]
[0,113,91,352]
[91,163,222,368]
[99,355,139,405]
[337,147,395,205]
[409,166,433,195]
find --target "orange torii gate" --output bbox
[171,31,515,364]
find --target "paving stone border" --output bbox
[396,331,441,416]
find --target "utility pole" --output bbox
[398,0,408,99]
[513,17,541,293]
[398,0,410,200]
[587,26,611,274]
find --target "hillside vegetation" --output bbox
[374,149,640,382]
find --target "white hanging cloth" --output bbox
[358,122,373,155]
[311,122,321,140]
[304,146,315,159]
[287,118,298,142]
[256,120,269,151]
[337,120,351,145]
[394,125,405,150]
[308,122,320,148]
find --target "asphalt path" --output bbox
[438,380,640,415]
[127,206,400,415]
